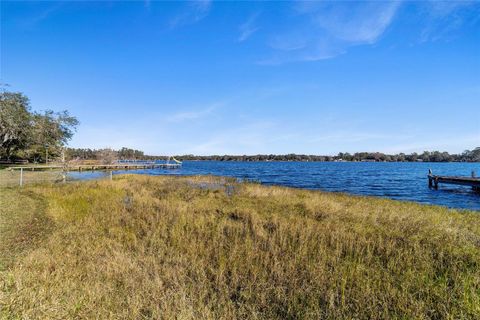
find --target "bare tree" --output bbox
[97,148,118,164]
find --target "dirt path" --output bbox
[0,188,53,270]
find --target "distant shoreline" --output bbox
[64,147,480,163]
[174,159,480,163]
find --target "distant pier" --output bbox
[7,160,181,186]
[8,162,181,172]
[428,169,480,192]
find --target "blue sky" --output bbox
[2,1,479,155]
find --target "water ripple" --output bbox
[70,161,480,211]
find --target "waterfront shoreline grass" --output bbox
[1,174,479,319]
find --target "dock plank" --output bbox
[428,172,480,191]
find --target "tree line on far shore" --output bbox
[66,147,147,162]
[65,147,480,163]
[176,150,480,162]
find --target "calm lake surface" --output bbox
[69,161,480,211]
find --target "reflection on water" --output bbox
[68,161,480,211]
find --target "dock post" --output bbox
[20,168,23,187]
[428,169,433,188]
[473,171,478,192]
[434,177,438,190]
[110,171,113,181]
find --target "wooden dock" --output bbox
[8,163,181,172]
[7,160,182,186]
[428,169,480,192]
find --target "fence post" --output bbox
[110,170,113,181]
[20,168,23,187]
[62,155,67,183]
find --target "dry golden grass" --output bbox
[1,174,479,319]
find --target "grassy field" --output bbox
[0,168,65,187]
[0,161,105,187]
[1,175,479,319]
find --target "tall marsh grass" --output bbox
[1,175,479,319]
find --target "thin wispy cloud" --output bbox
[260,1,480,64]
[169,0,212,29]
[166,102,222,123]
[260,1,401,64]
[19,2,63,28]
[188,120,281,155]
[238,12,260,42]
[419,1,480,43]
[312,2,400,44]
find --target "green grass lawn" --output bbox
[1,175,479,319]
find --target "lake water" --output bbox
[69,161,480,211]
